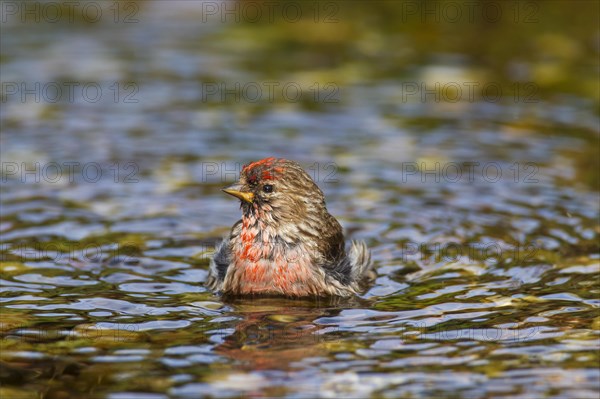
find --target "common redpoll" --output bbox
[207,158,373,297]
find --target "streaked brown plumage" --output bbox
[207,157,374,297]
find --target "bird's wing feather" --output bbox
[207,220,244,290]
[321,240,374,293]
[206,237,231,290]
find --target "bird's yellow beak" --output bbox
[222,183,254,204]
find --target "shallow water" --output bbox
[1,2,599,398]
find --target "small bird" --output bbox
[207,157,374,297]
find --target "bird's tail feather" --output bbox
[349,240,375,285]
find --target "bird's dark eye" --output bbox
[263,184,273,193]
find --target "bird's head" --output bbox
[222,157,327,226]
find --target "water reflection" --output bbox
[214,298,346,371]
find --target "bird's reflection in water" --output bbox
[214,296,362,371]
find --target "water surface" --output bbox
[1,2,599,398]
